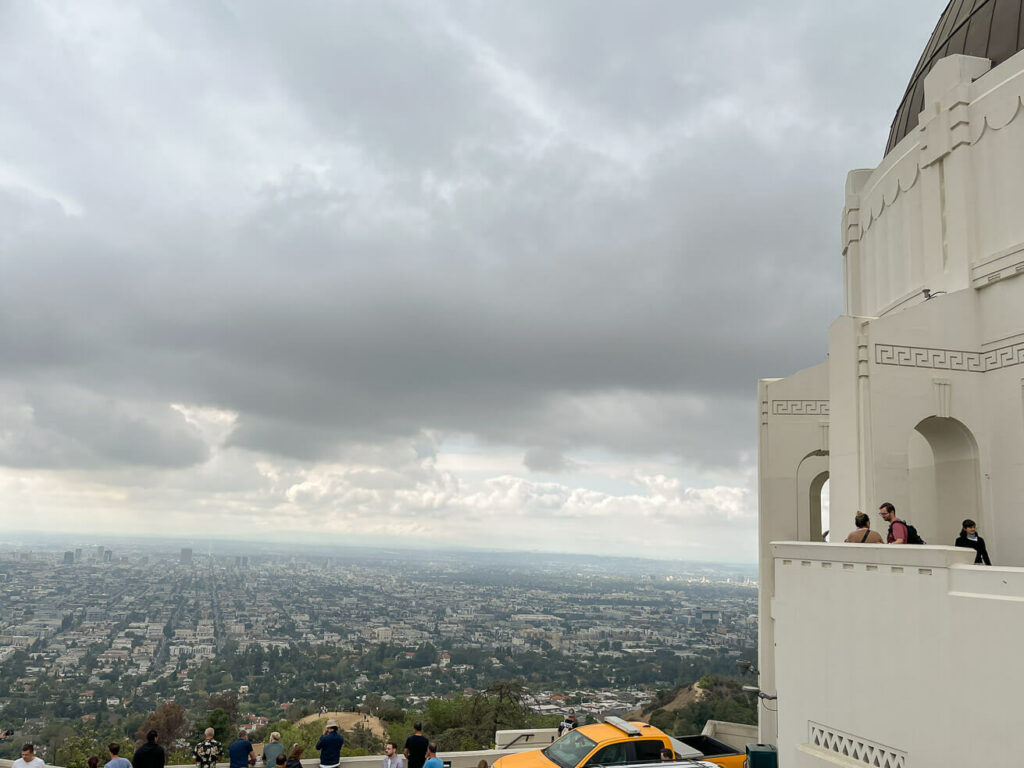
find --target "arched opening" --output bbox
[797,452,829,542]
[820,477,830,541]
[908,416,981,545]
[809,471,829,542]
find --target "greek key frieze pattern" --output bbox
[875,341,1024,373]
[771,400,829,416]
[809,722,906,768]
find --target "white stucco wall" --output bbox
[770,541,1024,767]
[758,47,1024,758]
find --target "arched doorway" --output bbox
[908,416,981,544]
[797,451,829,542]
[819,477,830,542]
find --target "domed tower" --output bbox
[756,2,1024,764]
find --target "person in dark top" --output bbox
[403,724,429,768]
[228,732,255,768]
[133,731,166,768]
[285,745,303,768]
[955,518,991,564]
[315,720,344,768]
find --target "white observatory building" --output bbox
[757,1,1024,765]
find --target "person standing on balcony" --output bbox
[382,742,404,768]
[423,744,442,768]
[193,728,222,768]
[132,731,165,768]
[107,743,131,768]
[844,513,883,543]
[403,724,428,768]
[955,519,991,564]
[228,731,256,768]
[878,503,908,544]
[316,720,344,768]
[13,744,44,768]
[262,733,284,767]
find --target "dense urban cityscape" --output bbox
[0,536,756,759]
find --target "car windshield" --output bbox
[542,731,598,768]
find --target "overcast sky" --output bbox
[0,0,945,562]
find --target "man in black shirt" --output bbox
[403,724,429,768]
[133,731,166,768]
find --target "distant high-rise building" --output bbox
[180,548,193,564]
[103,549,112,563]
[94,545,105,560]
[74,548,82,562]
[63,551,74,565]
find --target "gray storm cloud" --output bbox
[0,0,945,554]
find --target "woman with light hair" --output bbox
[262,733,284,767]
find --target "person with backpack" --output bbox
[844,512,883,543]
[878,502,925,544]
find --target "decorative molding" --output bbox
[771,400,829,416]
[875,341,1024,373]
[808,721,906,768]
[857,58,1024,238]
[971,241,1024,289]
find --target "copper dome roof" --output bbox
[886,0,1024,155]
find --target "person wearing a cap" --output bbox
[316,720,344,768]
[557,712,577,737]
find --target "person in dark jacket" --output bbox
[133,731,165,768]
[315,721,344,768]
[955,518,991,564]
[284,745,303,768]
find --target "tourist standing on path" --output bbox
[228,732,256,768]
[14,744,45,768]
[403,724,428,768]
[262,733,284,767]
[382,742,404,768]
[844,513,883,543]
[194,728,223,768]
[316,720,344,768]
[132,731,165,768]
[955,518,991,564]
[423,744,442,768]
[106,744,131,768]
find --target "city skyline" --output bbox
[0,1,944,561]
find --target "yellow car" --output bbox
[492,718,744,768]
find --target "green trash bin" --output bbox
[744,743,777,767]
